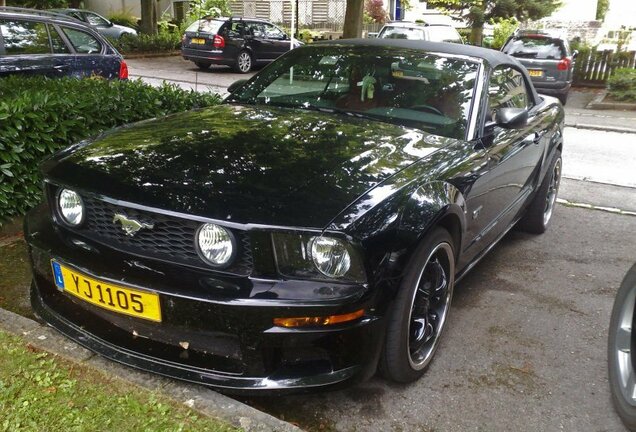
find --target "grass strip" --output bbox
[0,330,239,432]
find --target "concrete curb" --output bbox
[0,307,302,432]
[124,51,181,59]
[585,90,636,111]
[564,121,636,134]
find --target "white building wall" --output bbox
[548,0,597,21]
[604,0,636,27]
[84,0,174,18]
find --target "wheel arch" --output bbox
[398,180,467,269]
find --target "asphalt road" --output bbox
[127,56,256,94]
[245,203,636,432]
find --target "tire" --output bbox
[194,61,211,70]
[517,150,562,234]
[234,51,252,73]
[380,227,455,383]
[558,93,568,106]
[609,264,636,431]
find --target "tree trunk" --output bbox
[470,24,484,45]
[0,0,5,6]
[140,0,158,36]
[69,0,81,8]
[343,0,365,39]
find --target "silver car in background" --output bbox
[374,21,463,44]
[502,29,577,105]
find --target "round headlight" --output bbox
[197,223,234,266]
[58,189,84,226]
[310,237,351,278]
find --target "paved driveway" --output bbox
[126,56,256,94]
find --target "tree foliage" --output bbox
[6,0,68,8]
[427,0,561,44]
[596,0,610,21]
[364,0,389,24]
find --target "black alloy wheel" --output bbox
[381,227,455,383]
[517,150,562,234]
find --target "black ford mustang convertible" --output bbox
[26,39,564,393]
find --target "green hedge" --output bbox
[608,68,636,102]
[0,77,221,223]
[110,32,182,54]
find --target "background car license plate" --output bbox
[191,38,206,44]
[51,260,161,322]
[528,69,543,77]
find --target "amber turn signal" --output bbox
[273,309,365,328]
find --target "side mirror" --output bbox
[489,107,528,129]
[484,107,528,132]
[227,79,248,93]
[572,49,579,59]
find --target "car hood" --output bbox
[43,104,453,228]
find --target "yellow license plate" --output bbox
[51,260,162,322]
[191,38,206,44]
[528,69,543,77]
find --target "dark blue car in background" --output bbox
[0,7,127,79]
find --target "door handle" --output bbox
[523,132,541,145]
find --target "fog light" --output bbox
[273,309,365,328]
[196,223,234,266]
[57,189,84,226]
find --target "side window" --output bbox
[49,25,70,54]
[224,21,245,38]
[0,19,51,55]
[263,24,284,39]
[84,12,110,27]
[488,66,530,117]
[61,27,102,54]
[248,23,265,38]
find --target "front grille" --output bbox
[54,188,253,275]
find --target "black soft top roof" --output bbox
[315,38,519,68]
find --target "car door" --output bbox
[0,18,73,78]
[261,23,290,58]
[464,66,545,254]
[58,25,120,79]
[245,21,269,61]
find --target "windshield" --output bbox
[379,26,425,40]
[427,26,462,43]
[227,46,480,140]
[186,19,224,34]
[503,36,565,59]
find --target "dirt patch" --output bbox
[0,238,34,319]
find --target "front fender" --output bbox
[398,180,467,253]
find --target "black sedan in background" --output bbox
[26,39,564,393]
[181,16,300,72]
[0,7,126,79]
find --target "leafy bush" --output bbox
[608,68,636,102]
[0,77,221,223]
[110,31,182,54]
[186,0,231,25]
[490,17,518,50]
[108,11,139,30]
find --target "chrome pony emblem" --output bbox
[113,213,154,237]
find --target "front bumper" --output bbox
[25,203,384,394]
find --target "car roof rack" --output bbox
[0,6,83,24]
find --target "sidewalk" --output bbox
[565,88,636,134]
